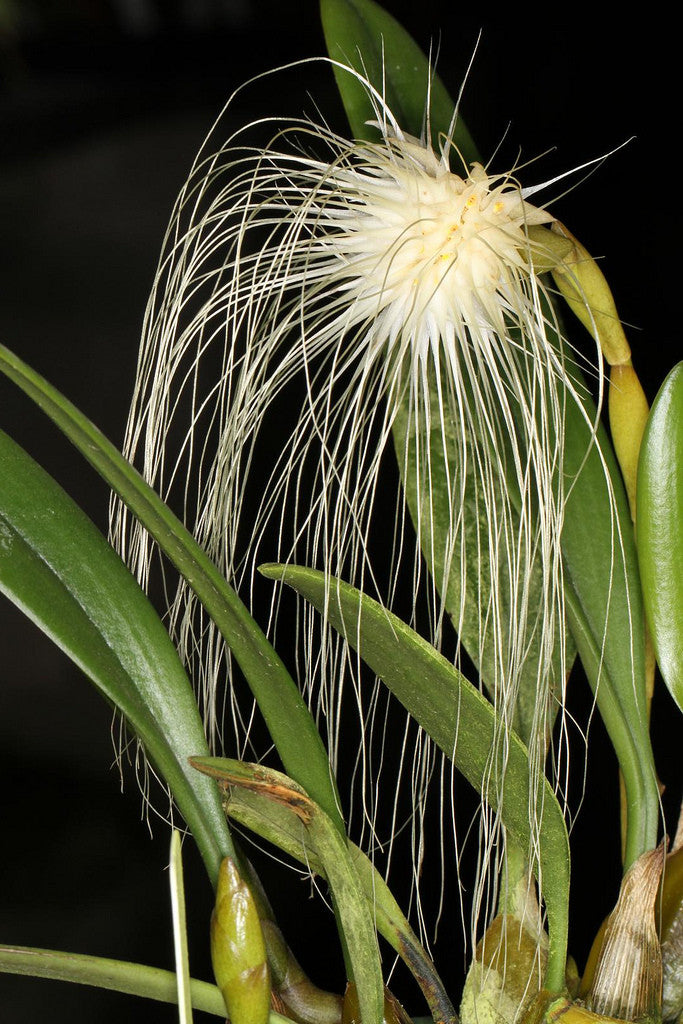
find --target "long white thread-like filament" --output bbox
[111,62,616,965]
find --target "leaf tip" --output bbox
[257,562,287,581]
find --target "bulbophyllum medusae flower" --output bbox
[113,62,603,943]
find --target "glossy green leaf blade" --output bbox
[192,758,385,1024]
[637,362,683,709]
[209,772,456,1024]
[0,342,342,836]
[0,428,232,882]
[0,944,290,1021]
[561,383,659,868]
[259,563,570,995]
[392,368,575,747]
[394,349,658,868]
[320,0,479,162]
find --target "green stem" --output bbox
[0,943,290,1022]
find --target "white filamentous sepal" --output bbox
[111,60,614,950]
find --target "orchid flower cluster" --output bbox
[117,59,580,902]
[111,41,653,1024]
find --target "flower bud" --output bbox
[211,857,271,1024]
[609,362,650,517]
[551,223,631,367]
[526,225,574,274]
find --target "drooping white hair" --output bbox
[111,59,608,954]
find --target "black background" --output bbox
[0,1,679,1021]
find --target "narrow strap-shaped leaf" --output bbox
[0,944,291,1021]
[259,564,571,995]
[561,384,659,868]
[392,366,576,747]
[0,427,232,883]
[395,348,659,870]
[320,0,479,164]
[636,362,683,710]
[193,758,385,1024]
[0,343,342,836]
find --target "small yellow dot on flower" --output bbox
[493,201,504,213]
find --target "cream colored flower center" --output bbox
[336,140,552,338]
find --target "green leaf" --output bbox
[0,943,290,1021]
[259,564,571,996]
[394,349,659,869]
[0,342,342,837]
[0,427,232,883]
[561,381,659,868]
[637,361,683,710]
[320,0,479,163]
[392,366,576,747]
[207,771,456,1024]
[192,758,385,1024]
